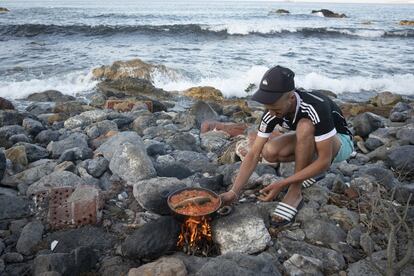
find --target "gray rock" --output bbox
[303,185,330,206]
[0,125,26,148]
[0,258,3,274]
[96,131,141,160]
[26,102,55,115]
[86,157,109,178]
[195,252,281,276]
[84,120,118,139]
[353,112,385,137]
[396,127,414,144]
[390,111,410,122]
[1,159,57,187]
[364,137,384,151]
[387,145,414,177]
[328,243,364,263]
[391,102,411,113]
[121,216,180,259]
[128,257,186,276]
[283,254,323,276]
[155,162,193,180]
[35,130,61,145]
[167,132,200,151]
[394,182,414,204]
[368,127,397,145]
[347,227,363,248]
[47,133,88,158]
[64,110,108,129]
[360,232,375,254]
[131,115,156,135]
[219,162,260,189]
[143,124,178,140]
[16,142,49,162]
[0,195,30,220]
[27,171,86,196]
[33,246,97,276]
[99,256,139,276]
[190,101,219,127]
[22,118,45,136]
[16,220,44,255]
[277,237,346,272]
[10,133,31,145]
[3,252,24,263]
[320,204,359,231]
[212,214,271,254]
[133,177,187,215]
[146,141,167,156]
[172,150,215,173]
[0,239,5,254]
[0,110,24,127]
[200,131,230,154]
[26,90,75,102]
[303,219,347,244]
[0,149,5,181]
[109,142,156,184]
[58,147,93,163]
[359,165,396,190]
[279,161,295,177]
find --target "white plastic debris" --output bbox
[51,240,58,251]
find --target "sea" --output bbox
[0,0,413,102]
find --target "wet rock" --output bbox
[0,110,24,127]
[16,142,49,162]
[190,101,219,127]
[46,226,114,253]
[0,7,10,13]
[311,9,347,18]
[353,112,384,138]
[400,20,414,26]
[86,157,109,178]
[26,102,55,116]
[85,120,118,139]
[47,133,88,158]
[212,214,271,254]
[184,86,224,102]
[26,171,86,196]
[58,147,93,163]
[128,257,187,276]
[0,97,14,110]
[33,246,97,276]
[109,141,156,184]
[64,110,108,129]
[387,145,414,177]
[133,177,187,215]
[122,216,180,259]
[25,90,75,102]
[16,220,44,255]
[22,118,45,136]
[195,252,281,276]
[283,254,323,276]
[0,195,30,220]
[270,9,290,14]
[303,219,347,244]
[277,237,346,272]
[96,131,141,160]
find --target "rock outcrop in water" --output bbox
[0,7,9,13]
[0,58,413,275]
[400,20,414,26]
[269,9,290,15]
[312,9,347,18]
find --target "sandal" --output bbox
[270,199,304,227]
[302,174,325,189]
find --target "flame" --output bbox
[177,216,212,254]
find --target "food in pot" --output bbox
[169,189,220,216]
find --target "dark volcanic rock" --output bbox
[99,256,139,276]
[0,97,14,110]
[26,90,75,102]
[58,146,93,163]
[26,171,86,196]
[0,149,6,181]
[387,145,414,177]
[16,142,49,162]
[353,112,384,138]
[22,118,45,136]
[0,195,31,220]
[16,220,44,255]
[47,133,89,158]
[35,129,61,145]
[121,216,180,259]
[0,110,24,127]
[311,9,347,18]
[190,101,220,128]
[155,162,193,179]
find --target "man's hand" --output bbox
[258,182,284,202]
[220,191,238,206]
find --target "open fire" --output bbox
[177,215,217,256]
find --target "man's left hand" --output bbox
[258,182,284,202]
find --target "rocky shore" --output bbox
[1,59,413,276]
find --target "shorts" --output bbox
[332,133,354,163]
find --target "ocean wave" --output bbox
[0,23,413,39]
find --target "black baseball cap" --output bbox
[251,65,295,104]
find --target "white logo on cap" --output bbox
[262,79,268,86]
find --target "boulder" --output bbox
[155,162,193,180]
[283,254,323,276]
[22,118,45,136]
[58,147,93,163]
[1,160,57,187]
[109,142,156,184]
[131,115,156,135]
[0,97,14,109]
[133,177,187,215]
[16,220,44,255]
[96,131,140,160]
[0,149,6,181]
[183,86,224,102]
[47,133,89,158]
[128,257,187,276]
[25,90,75,102]
[387,145,414,177]
[396,127,414,144]
[311,9,347,18]
[121,216,180,259]
[53,101,85,115]
[92,58,176,82]
[172,150,215,173]
[190,101,219,127]
[5,145,28,172]
[16,142,49,162]
[0,195,31,220]
[26,171,86,196]
[399,20,414,26]
[167,132,200,151]
[35,130,61,145]
[353,112,384,138]
[0,110,24,127]
[200,121,248,137]
[64,110,108,129]
[370,91,402,107]
[99,256,139,276]
[86,157,109,178]
[0,7,10,13]
[200,131,231,154]
[212,214,271,254]
[25,102,55,115]
[270,9,290,14]
[303,219,347,244]
[84,120,118,139]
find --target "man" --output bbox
[220,65,354,227]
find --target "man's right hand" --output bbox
[220,191,238,206]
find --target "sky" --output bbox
[268,0,413,3]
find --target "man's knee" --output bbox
[261,140,289,162]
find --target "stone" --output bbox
[0,110,24,127]
[212,214,271,254]
[279,161,295,177]
[167,132,200,151]
[195,252,281,276]
[35,130,61,145]
[47,133,89,158]
[33,246,97,276]
[46,226,114,253]
[184,86,224,102]
[394,182,414,204]
[200,131,230,154]
[122,216,180,259]
[360,233,375,254]
[86,157,109,178]
[155,162,193,180]
[133,177,187,215]
[277,237,346,272]
[109,142,156,184]
[146,141,167,156]
[219,162,260,189]
[0,97,14,109]
[25,90,75,102]
[63,110,108,129]
[53,101,85,115]
[1,159,57,187]
[0,125,26,148]
[347,227,363,248]
[283,254,323,276]
[311,9,347,18]
[26,171,86,196]
[99,256,138,276]
[270,9,290,14]
[370,91,402,107]
[16,220,44,255]
[364,137,383,151]
[321,205,359,231]
[3,252,24,263]
[303,185,330,206]
[22,118,45,136]
[400,20,414,26]
[58,147,93,163]
[128,257,187,276]
[200,121,248,137]
[0,150,5,181]
[391,102,411,113]
[84,120,118,139]
[9,133,31,144]
[190,101,219,127]
[396,127,414,144]
[96,131,141,160]
[5,145,28,172]
[16,142,49,162]
[26,102,55,115]
[353,112,384,137]
[172,150,215,173]
[390,111,410,122]
[132,115,156,135]
[0,195,30,220]
[358,165,396,190]
[387,145,414,177]
[303,219,347,244]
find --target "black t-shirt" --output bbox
[257,90,352,142]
